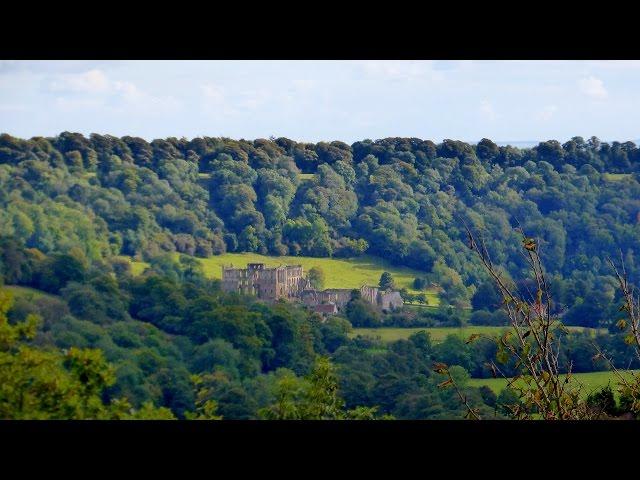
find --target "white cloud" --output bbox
[584,60,640,71]
[1,60,118,75]
[114,81,140,98]
[202,83,225,104]
[0,104,28,113]
[47,69,110,94]
[4,60,640,142]
[201,83,280,114]
[479,100,497,121]
[54,96,104,111]
[432,60,474,71]
[290,78,315,91]
[536,105,558,122]
[579,76,608,100]
[239,89,272,110]
[200,82,238,117]
[114,81,181,113]
[356,60,444,83]
[42,69,181,114]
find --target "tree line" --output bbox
[1,132,639,325]
[2,237,639,419]
[0,240,509,419]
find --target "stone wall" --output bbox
[222,264,404,315]
[379,291,404,310]
[222,263,305,301]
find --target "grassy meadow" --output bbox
[350,325,604,344]
[603,173,632,182]
[130,252,440,304]
[468,370,640,398]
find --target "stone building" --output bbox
[301,288,354,309]
[221,263,308,301]
[378,291,404,310]
[313,303,338,317]
[300,284,403,313]
[222,263,403,314]
[360,285,379,305]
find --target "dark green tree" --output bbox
[379,272,395,290]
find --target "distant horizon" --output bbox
[2,130,639,149]
[2,61,640,143]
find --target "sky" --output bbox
[1,60,639,144]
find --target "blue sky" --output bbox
[1,60,639,143]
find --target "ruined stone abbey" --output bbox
[221,263,403,316]
[221,263,308,300]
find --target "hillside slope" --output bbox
[131,252,441,304]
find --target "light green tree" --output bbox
[308,266,326,290]
[0,289,175,420]
[184,374,223,420]
[258,357,387,420]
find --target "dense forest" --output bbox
[2,132,640,419]
[2,133,640,322]
[4,244,637,419]
[0,248,502,419]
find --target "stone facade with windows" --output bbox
[222,263,403,314]
[221,263,309,300]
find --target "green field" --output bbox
[350,325,604,343]
[299,173,315,180]
[468,370,640,398]
[131,252,439,303]
[350,326,495,343]
[603,173,632,182]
